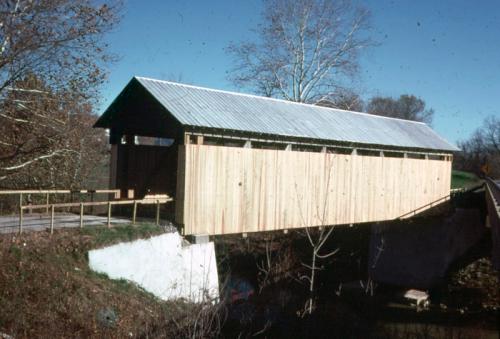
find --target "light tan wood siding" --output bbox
[176,144,452,235]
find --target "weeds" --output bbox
[0,224,202,338]
[79,223,162,247]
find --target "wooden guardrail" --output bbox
[17,194,173,234]
[397,183,485,220]
[485,177,500,203]
[396,194,452,220]
[485,177,500,270]
[0,189,131,215]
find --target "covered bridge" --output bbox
[95,76,459,236]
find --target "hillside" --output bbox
[0,224,215,338]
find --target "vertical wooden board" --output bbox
[266,150,278,230]
[404,158,411,214]
[251,148,262,232]
[325,153,336,225]
[360,156,370,223]
[180,144,453,235]
[278,150,288,229]
[212,146,222,235]
[399,157,406,216]
[285,150,296,228]
[304,152,313,225]
[444,160,452,194]
[363,156,371,222]
[422,158,430,206]
[345,153,352,225]
[364,156,374,222]
[395,158,404,217]
[376,155,385,220]
[375,156,382,219]
[411,158,418,210]
[380,156,388,219]
[387,158,396,218]
[175,145,186,226]
[416,158,424,208]
[355,155,364,223]
[208,146,218,233]
[351,155,359,223]
[338,154,347,225]
[239,148,250,232]
[194,145,203,231]
[188,145,198,232]
[335,154,342,223]
[359,156,368,223]
[229,148,242,233]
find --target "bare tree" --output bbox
[366,94,434,124]
[295,154,339,315]
[455,116,500,178]
[316,88,364,111]
[482,116,500,155]
[256,235,295,292]
[0,75,109,188]
[0,0,120,187]
[226,0,372,103]
[300,226,339,315]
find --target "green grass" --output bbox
[79,223,164,247]
[451,170,481,189]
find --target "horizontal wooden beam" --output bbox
[21,197,173,211]
[0,189,121,196]
[185,132,452,158]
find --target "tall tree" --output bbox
[0,0,120,187]
[316,88,364,111]
[227,0,372,103]
[456,116,500,178]
[366,94,434,124]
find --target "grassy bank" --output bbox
[451,170,481,189]
[0,224,220,338]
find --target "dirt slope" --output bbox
[0,225,183,338]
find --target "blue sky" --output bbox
[100,0,500,145]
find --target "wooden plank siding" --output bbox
[175,144,452,236]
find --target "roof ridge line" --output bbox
[134,76,428,126]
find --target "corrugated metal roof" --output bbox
[115,76,459,152]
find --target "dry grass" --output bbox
[0,224,222,338]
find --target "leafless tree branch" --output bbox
[226,0,374,103]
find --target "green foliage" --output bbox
[451,170,481,189]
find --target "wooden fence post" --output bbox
[50,205,55,234]
[19,205,23,234]
[132,201,137,225]
[156,200,160,226]
[79,203,84,228]
[46,193,50,214]
[28,194,32,215]
[107,202,111,228]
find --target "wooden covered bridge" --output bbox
[94,77,458,236]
